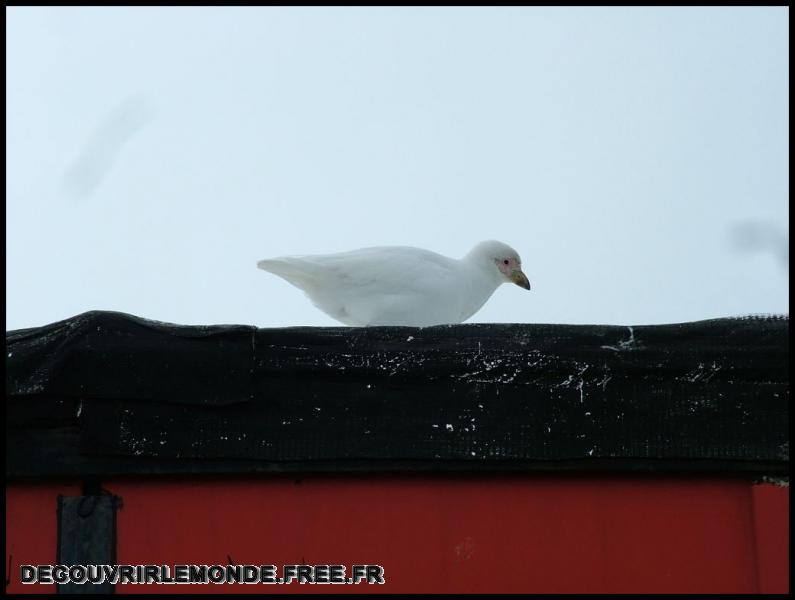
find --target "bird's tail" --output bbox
[256,257,317,290]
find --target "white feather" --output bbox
[257,241,526,326]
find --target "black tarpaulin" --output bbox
[5,311,789,478]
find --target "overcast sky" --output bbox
[6,7,789,330]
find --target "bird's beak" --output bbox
[510,269,531,290]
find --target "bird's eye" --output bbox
[503,259,509,265]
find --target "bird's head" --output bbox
[467,240,531,290]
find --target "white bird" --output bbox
[256,240,531,327]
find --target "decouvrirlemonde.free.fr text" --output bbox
[21,564,385,585]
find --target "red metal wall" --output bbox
[6,476,789,594]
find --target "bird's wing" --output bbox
[257,246,463,325]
